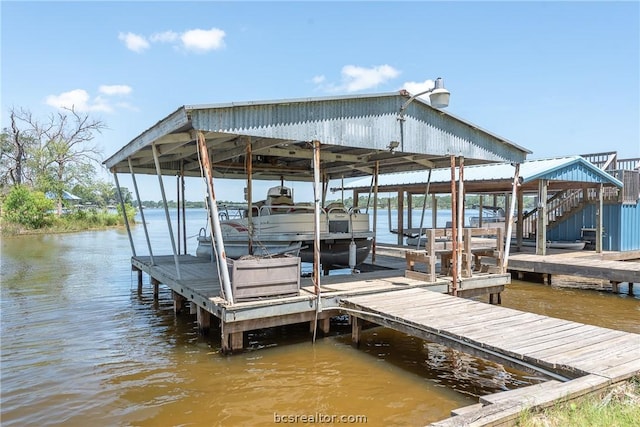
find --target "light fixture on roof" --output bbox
[399,77,451,118]
[397,77,451,152]
[428,77,451,108]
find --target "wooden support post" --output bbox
[432,194,437,229]
[490,293,502,305]
[320,317,330,334]
[450,155,458,296]
[397,189,404,246]
[463,228,472,278]
[428,228,436,282]
[536,179,548,256]
[172,291,185,315]
[596,183,604,253]
[372,161,379,263]
[190,301,197,315]
[230,332,243,351]
[197,306,211,335]
[407,192,413,230]
[517,187,524,252]
[151,277,160,300]
[611,281,620,293]
[136,268,142,295]
[220,322,230,354]
[629,283,634,295]
[351,316,361,347]
[496,227,504,274]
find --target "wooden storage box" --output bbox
[228,255,301,301]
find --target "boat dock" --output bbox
[132,254,640,426]
[105,95,639,425]
[340,287,640,426]
[131,253,509,351]
[508,248,640,293]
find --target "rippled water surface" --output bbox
[2,209,638,426]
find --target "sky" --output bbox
[2,1,639,203]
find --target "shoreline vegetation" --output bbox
[0,186,136,236]
[518,377,639,426]
[0,209,134,236]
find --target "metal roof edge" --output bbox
[183,91,404,111]
[184,91,531,157]
[411,97,533,156]
[525,156,624,187]
[104,106,190,169]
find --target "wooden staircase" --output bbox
[520,150,638,239]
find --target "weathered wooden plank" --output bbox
[508,252,640,283]
[510,325,608,354]
[569,339,640,370]
[476,320,585,349]
[443,311,539,335]
[533,331,631,361]
[442,312,540,338]
[400,304,504,329]
[431,374,611,427]
[480,380,561,405]
[592,358,640,382]
[458,314,554,340]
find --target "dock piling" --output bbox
[351,316,361,347]
[197,306,211,335]
[151,278,160,300]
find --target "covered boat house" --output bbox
[104,90,531,351]
[342,152,638,254]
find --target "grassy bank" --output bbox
[518,377,639,426]
[1,208,134,236]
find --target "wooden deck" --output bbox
[340,287,640,426]
[508,248,640,289]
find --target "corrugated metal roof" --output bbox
[342,156,624,189]
[104,92,531,181]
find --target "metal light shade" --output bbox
[429,88,450,108]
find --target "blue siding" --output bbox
[620,202,640,251]
[548,202,640,251]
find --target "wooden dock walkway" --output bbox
[131,249,511,350]
[131,255,452,350]
[508,249,640,291]
[340,287,640,426]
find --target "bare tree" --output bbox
[0,108,35,188]
[3,107,107,213]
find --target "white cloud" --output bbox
[46,89,94,112]
[315,65,400,93]
[121,28,226,53]
[45,85,135,113]
[99,85,132,96]
[118,32,150,53]
[150,31,179,43]
[181,28,226,52]
[341,65,400,92]
[401,79,436,100]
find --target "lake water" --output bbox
[1,209,638,426]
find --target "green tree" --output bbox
[2,185,54,228]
